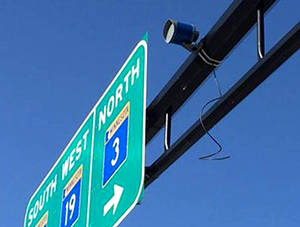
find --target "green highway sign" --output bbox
[24,36,147,227]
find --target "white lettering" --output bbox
[28,208,33,226]
[97,57,141,134]
[76,140,82,161]
[82,129,89,150]
[62,131,89,181]
[62,157,69,181]
[27,174,58,226]
[98,105,106,131]
[115,84,123,108]
[107,95,114,117]
[69,149,75,170]
[39,193,45,211]
[124,71,131,93]
[50,175,57,196]
[45,182,51,203]
[45,184,50,203]
[132,58,140,79]
[33,200,39,219]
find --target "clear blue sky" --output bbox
[1,0,300,226]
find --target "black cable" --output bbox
[199,70,230,160]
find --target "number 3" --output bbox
[111,137,120,166]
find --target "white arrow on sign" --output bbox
[103,184,124,216]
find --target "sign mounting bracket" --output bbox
[164,107,172,152]
[257,1,265,60]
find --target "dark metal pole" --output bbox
[257,2,265,59]
[145,21,300,188]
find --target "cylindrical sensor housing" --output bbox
[163,19,199,45]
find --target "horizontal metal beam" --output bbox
[146,0,277,144]
[145,21,300,188]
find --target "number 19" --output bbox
[64,194,76,226]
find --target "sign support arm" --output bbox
[146,0,278,145]
[145,21,300,188]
